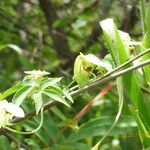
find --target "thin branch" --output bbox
[1,131,29,150]
[71,59,150,96]
[9,58,150,125]
[91,48,150,85]
[11,101,57,123]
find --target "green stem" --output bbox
[67,80,76,88]
[2,48,150,127]
[4,107,44,135]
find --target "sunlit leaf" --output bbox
[13,86,35,106]
[40,77,63,90]
[73,54,94,87]
[0,83,22,99]
[43,90,70,107]
[32,92,43,115]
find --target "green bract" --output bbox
[73,53,112,87]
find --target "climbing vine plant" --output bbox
[0,1,150,150]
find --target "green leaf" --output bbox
[0,83,22,99]
[73,53,112,87]
[43,90,70,107]
[0,44,23,55]
[73,54,95,87]
[23,77,39,87]
[23,112,61,145]
[51,106,67,121]
[100,18,150,148]
[0,136,13,150]
[13,86,35,105]
[0,45,7,52]
[62,88,73,103]
[52,141,91,150]
[93,77,124,149]
[141,4,150,84]
[32,92,43,114]
[68,116,137,141]
[40,77,62,90]
[84,54,112,72]
[129,104,150,147]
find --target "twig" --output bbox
[90,48,150,85]
[70,48,150,92]
[8,58,150,125]
[1,131,29,150]
[71,59,150,96]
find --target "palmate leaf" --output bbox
[45,84,73,103]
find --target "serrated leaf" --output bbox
[13,86,35,106]
[32,92,43,114]
[43,90,70,107]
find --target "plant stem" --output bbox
[71,59,150,96]
[91,48,150,85]
[1,131,30,150]
[8,59,150,125]
[5,107,44,134]
[69,48,150,93]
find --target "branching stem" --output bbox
[1,49,150,129]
